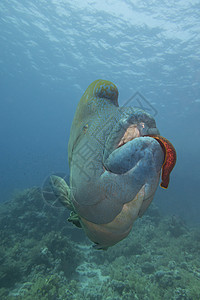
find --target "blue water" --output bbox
[0,0,199,223]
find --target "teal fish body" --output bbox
[68,80,164,249]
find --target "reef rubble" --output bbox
[0,187,200,299]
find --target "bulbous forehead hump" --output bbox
[81,79,119,108]
[92,79,119,106]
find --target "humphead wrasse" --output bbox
[50,80,176,249]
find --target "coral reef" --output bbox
[0,188,200,299]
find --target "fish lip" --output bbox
[104,135,163,174]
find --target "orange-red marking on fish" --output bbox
[148,135,176,189]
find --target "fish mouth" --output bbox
[103,108,176,188]
[103,109,160,162]
[103,112,176,189]
[103,108,162,169]
[103,111,164,192]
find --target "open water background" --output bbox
[0,0,199,223]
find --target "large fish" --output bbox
[50,80,176,249]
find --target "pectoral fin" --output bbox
[49,175,73,210]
